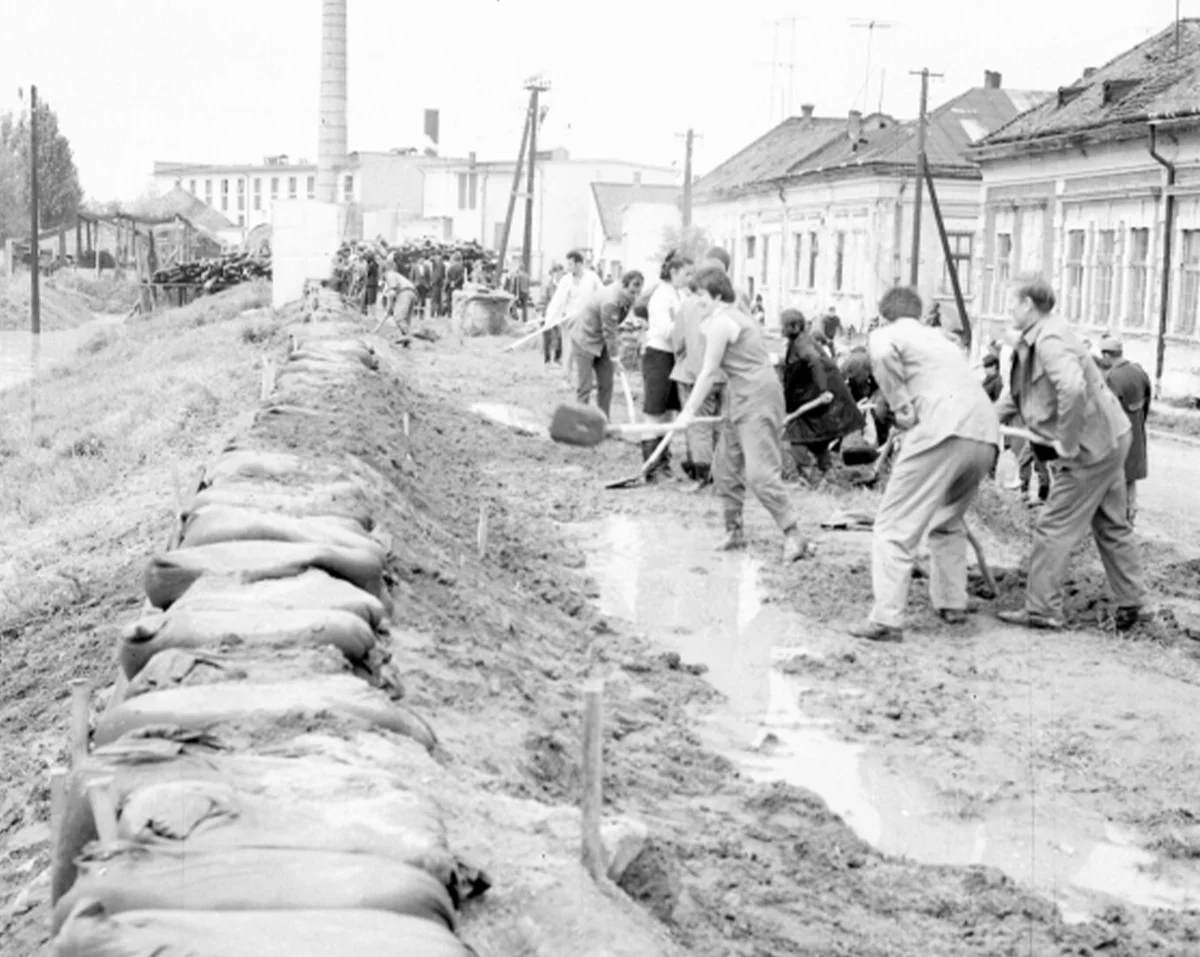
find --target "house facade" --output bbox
[970,20,1200,397]
[586,182,681,281]
[420,152,679,282]
[692,75,1047,333]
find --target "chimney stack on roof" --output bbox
[800,103,814,120]
[1083,67,1097,79]
[984,70,1002,90]
[848,110,863,141]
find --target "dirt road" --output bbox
[1140,432,1200,555]
[3,303,1199,956]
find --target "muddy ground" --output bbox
[2,301,1199,955]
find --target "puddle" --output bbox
[574,512,1200,923]
[469,402,548,439]
[0,314,126,393]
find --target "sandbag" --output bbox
[117,779,453,884]
[291,348,376,370]
[55,739,431,900]
[180,505,386,557]
[93,675,436,750]
[53,846,455,933]
[189,484,375,530]
[169,571,387,628]
[120,607,377,678]
[284,356,373,376]
[204,450,349,487]
[144,540,385,609]
[54,902,470,957]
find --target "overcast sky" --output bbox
[0,0,1187,201]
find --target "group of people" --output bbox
[536,245,1154,645]
[852,275,1151,642]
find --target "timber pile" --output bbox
[47,294,487,956]
[151,252,272,295]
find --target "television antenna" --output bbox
[849,19,896,113]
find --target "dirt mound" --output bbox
[0,279,94,331]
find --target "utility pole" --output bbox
[520,74,550,323]
[30,85,40,337]
[908,67,942,287]
[494,97,534,289]
[675,129,702,229]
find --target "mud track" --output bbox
[2,304,1199,955]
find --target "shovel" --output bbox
[604,428,679,490]
[617,366,638,423]
[782,394,833,431]
[550,402,718,448]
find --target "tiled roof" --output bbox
[692,117,851,198]
[134,187,236,233]
[694,89,1047,200]
[591,183,680,242]
[976,19,1200,149]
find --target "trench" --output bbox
[0,314,125,393]
[572,511,1200,925]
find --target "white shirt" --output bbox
[646,283,680,353]
[545,268,603,326]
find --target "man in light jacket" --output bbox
[545,249,603,380]
[994,276,1147,631]
[850,286,1000,643]
[569,271,643,418]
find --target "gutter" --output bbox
[971,110,1200,162]
[1149,123,1175,400]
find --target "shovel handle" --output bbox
[783,395,831,428]
[641,432,673,476]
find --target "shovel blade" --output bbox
[550,403,609,447]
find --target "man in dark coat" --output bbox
[430,254,446,317]
[840,340,893,448]
[982,353,1003,401]
[1098,336,1151,526]
[781,309,863,479]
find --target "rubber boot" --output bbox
[718,510,746,551]
[654,442,674,479]
[694,463,712,486]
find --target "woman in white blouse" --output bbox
[640,251,694,478]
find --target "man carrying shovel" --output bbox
[372,259,418,346]
[849,286,999,644]
[569,271,644,419]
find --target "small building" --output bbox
[587,182,682,281]
[420,151,680,282]
[693,75,1047,332]
[969,19,1200,396]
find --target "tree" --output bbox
[658,224,713,264]
[0,95,84,241]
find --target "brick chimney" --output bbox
[848,110,863,141]
[800,104,814,120]
[984,70,1002,90]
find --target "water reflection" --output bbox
[574,512,1200,923]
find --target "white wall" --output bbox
[272,200,341,309]
[977,133,1200,395]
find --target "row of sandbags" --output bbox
[52,300,481,956]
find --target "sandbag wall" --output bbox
[50,294,485,957]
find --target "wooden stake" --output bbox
[85,777,119,846]
[581,679,606,880]
[477,500,489,560]
[49,767,67,896]
[403,412,410,437]
[104,669,130,716]
[260,357,275,401]
[69,679,91,766]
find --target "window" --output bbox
[1092,229,1116,324]
[1126,228,1150,328]
[204,179,213,204]
[288,177,297,199]
[807,232,818,289]
[760,235,770,285]
[189,179,197,195]
[237,214,245,228]
[221,178,229,196]
[792,232,803,286]
[343,175,354,202]
[456,173,477,210]
[991,232,1013,312]
[220,177,229,211]
[1177,230,1200,336]
[237,178,244,196]
[745,236,757,260]
[270,177,279,201]
[1064,229,1085,321]
[253,178,262,212]
[237,179,245,212]
[834,232,846,291]
[941,233,974,296]
[306,176,315,200]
